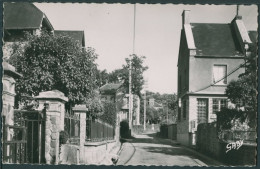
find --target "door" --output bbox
[197,98,208,124]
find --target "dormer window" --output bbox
[213,65,227,85]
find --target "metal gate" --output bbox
[3,109,46,164]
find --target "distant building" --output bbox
[148,98,163,110]
[177,10,256,146]
[99,83,140,125]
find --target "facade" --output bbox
[177,10,254,146]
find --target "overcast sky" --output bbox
[34,3,258,94]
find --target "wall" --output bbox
[196,123,256,166]
[81,140,117,165]
[196,123,220,159]
[167,124,177,140]
[189,57,245,94]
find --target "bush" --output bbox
[59,131,69,145]
[120,120,130,138]
[216,108,249,131]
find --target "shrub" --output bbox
[120,120,130,138]
[59,131,69,145]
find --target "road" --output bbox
[117,132,222,166]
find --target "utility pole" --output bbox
[129,4,136,130]
[143,80,147,130]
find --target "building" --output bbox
[99,83,140,125]
[177,10,255,146]
[3,2,54,42]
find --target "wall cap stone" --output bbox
[72,104,88,112]
[84,140,116,147]
[34,90,68,102]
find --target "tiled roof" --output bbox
[54,30,85,47]
[4,2,45,29]
[191,23,243,57]
[99,83,122,94]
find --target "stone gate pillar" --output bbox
[72,104,88,163]
[34,90,68,164]
[2,62,22,126]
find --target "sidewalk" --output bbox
[166,139,224,166]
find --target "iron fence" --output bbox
[64,109,80,145]
[86,117,114,142]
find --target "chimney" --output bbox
[182,10,190,28]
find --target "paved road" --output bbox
[117,132,222,166]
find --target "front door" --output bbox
[197,98,208,124]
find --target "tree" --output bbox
[225,42,257,128]
[8,31,99,106]
[98,54,148,97]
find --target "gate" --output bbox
[3,109,46,164]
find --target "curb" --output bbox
[117,142,136,165]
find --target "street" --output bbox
[117,132,222,166]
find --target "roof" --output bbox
[54,30,85,47]
[191,23,243,57]
[99,83,122,94]
[248,31,257,44]
[4,2,53,30]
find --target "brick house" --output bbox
[177,10,255,146]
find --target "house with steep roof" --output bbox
[177,10,256,146]
[54,30,85,47]
[3,2,54,42]
[99,83,140,125]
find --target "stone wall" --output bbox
[45,115,60,164]
[196,122,256,166]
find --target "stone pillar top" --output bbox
[72,104,88,113]
[34,90,68,102]
[3,61,22,78]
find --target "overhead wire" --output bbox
[193,61,246,93]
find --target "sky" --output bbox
[34,3,258,94]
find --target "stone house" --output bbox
[177,10,255,146]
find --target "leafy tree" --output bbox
[99,100,117,126]
[8,31,99,106]
[225,42,257,128]
[99,54,148,97]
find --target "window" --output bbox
[213,65,227,85]
[197,98,208,124]
[212,98,227,114]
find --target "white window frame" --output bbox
[212,65,227,85]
